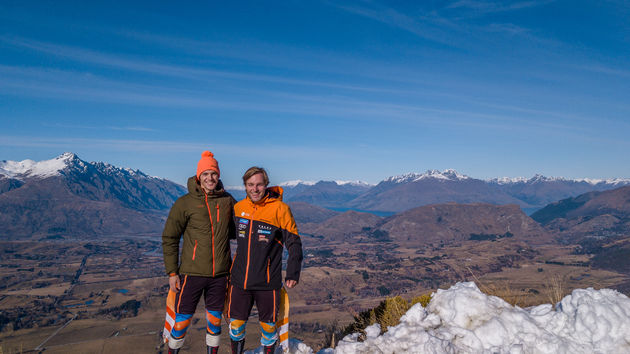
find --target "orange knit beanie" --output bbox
[196,151,220,179]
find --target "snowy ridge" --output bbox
[261,282,630,354]
[489,174,630,186]
[574,177,630,185]
[279,180,372,187]
[384,169,471,184]
[226,185,246,191]
[0,152,76,179]
[91,161,149,179]
[333,180,373,187]
[0,153,166,182]
[279,180,316,187]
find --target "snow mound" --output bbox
[328,282,630,354]
[245,338,313,354]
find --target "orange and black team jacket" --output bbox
[231,186,303,291]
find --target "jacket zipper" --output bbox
[266,259,270,283]
[244,205,255,290]
[217,204,220,223]
[192,240,198,260]
[204,193,216,277]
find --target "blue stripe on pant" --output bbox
[229,319,247,341]
[171,313,193,339]
[260,321,278,346]
[206,310,222,335]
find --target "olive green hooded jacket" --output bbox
[162,176,236,277]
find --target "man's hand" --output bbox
[169,275,181,292]
[285,279,298,288]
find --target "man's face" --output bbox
[245,173,267,203]
[199,170,219,193]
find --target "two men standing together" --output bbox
[162,151,303,354]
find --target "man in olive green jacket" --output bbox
[162,151,236,354]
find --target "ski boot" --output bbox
[231,339,245,354]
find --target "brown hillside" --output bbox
[300,210,382,241]
[287,201,339,224]
[377,203,551,246]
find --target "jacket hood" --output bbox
[267,186,283,201]
[187,176,227,198]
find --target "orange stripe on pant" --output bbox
[176,275,188,313]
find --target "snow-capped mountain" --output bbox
[344,169,630,214]
[0,152,75,179]
[489,174,630,186]
[227,169,629,214]
[0,153,186,238]
[384,169,471,184]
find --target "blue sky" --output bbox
[1,1,629,186]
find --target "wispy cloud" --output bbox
[0,36,429,94]
[0,135,348,159]
[328,0,561,53]
[447,0,554,14]
[1,63,614,136]
[575,64,630,78]
[41,123,156,132]
[330,2,464,47]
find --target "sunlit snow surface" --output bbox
[258,282,630,354]
[0,152,75,178]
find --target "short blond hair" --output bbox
[242,166,269,186]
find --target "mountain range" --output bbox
[0,153,185,238]
[228,169,630,214]
[3,153,630,240]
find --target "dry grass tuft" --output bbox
[543,274,566,308]
[411,293,432,307]
[338,293,433,346]
[467,267,531,307]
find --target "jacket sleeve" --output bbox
[162,198,187,275]
[279,204,303,282]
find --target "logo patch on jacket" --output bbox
[238,218,249,230]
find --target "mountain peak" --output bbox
[0,152,86,179]
[59,151,78,160]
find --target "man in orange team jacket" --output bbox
[226,167,303,354]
